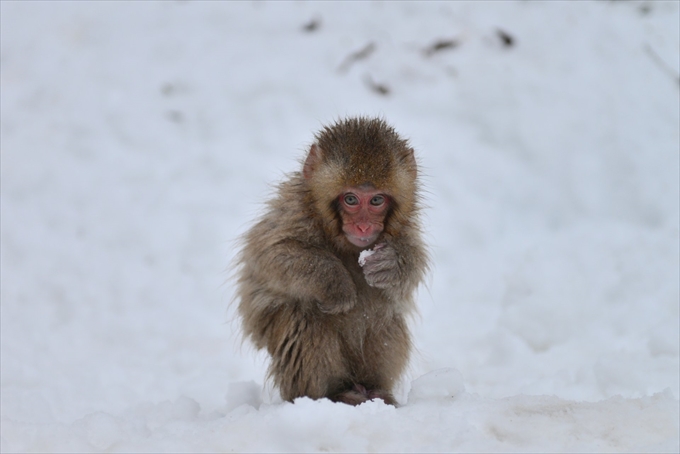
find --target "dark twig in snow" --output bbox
[423,39,459,57]
[338,42,376,73]
[363,74,390,96]
[644,43,680,88]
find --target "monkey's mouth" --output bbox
[346,234,378,248]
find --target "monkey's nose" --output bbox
[357,224,371,233]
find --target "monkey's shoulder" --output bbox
[246,198,327,251]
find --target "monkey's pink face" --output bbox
[339,187,390,248]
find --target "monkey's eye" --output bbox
[370,195,385,206]
[344,194,359,206]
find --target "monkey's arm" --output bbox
[361,236,427,300]
[254,239,357,314]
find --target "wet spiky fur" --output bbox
[235,117,428,404]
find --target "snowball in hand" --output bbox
[358,249,375,267]
[408,368,465,403]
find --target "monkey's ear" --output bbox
[303,143,322,180]
[405,147,417,178]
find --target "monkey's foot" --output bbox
[334,384,396,406]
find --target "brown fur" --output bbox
[236,117,428,405]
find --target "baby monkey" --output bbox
[236,117,428,405]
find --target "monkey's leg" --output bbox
[350,315,410,406]
[265,305,349,402]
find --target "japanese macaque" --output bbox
[235,117,428,406]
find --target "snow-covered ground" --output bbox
[1,1,678,452]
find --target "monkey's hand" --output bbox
[316,272,357,314]
[361,243,400,289]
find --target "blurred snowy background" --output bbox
[1,1,678,452]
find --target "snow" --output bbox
[1,1,678,452]
[407,368,465,402]
[358,249,376,267]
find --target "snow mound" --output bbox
[408,368,465,403]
